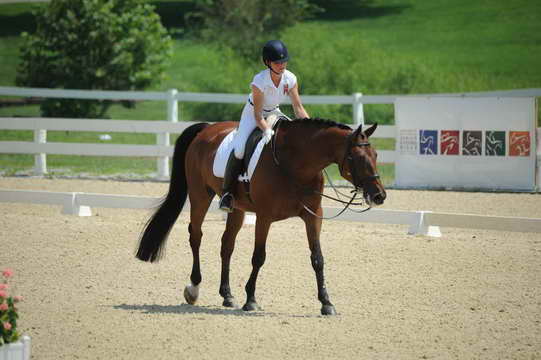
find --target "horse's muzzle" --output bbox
[372,191,386,205]
[363,188,386,206]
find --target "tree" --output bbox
[16,0,172,118]
[187,0,320,58]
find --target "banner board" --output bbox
[395,97,537,191]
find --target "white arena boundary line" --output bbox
[424,212,541,233]
[0,189,161,217]
[2,189,541,236]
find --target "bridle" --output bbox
[271,121,380,219]
[339,136,381,192]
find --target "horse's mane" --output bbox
[280,117,352,131]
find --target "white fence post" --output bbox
[167,88,179,123]
[156,88,178,179]
[537,128,540,192]
[353,92,364,126]
[33,129,47,175]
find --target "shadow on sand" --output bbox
[113,303,326,319]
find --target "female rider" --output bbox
[219,40,310,212]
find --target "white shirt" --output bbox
[248,69,297,111]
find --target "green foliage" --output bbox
[15,0,172,118]
[186,0,320,58]
[170,44,257,122]
[281,26,439,124]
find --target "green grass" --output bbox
[324,163,394,187]
[350,0,541,87]
[0,154,157,177]
[0,0,539,179]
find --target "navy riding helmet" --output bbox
[262,40,289,66]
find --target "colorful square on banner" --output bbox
[485,131,506,156]
[419,130,437,155]
[399,129,418,155]
[509,131,531,156]
[440,130,459,155]
[462,131,482,156]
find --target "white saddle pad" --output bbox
[212,130,267,182]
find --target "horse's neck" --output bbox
[282,126,347,181]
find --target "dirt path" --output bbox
[1,177,540,359]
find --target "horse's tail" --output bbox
[136,122,209,263]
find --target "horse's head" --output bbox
[339,123,387,206]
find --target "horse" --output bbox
[136,117,386,315]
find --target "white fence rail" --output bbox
[3,86,540,108]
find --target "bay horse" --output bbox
[136,118,386,315]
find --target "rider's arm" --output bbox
[289,83,309,119]
[252,85,271,131]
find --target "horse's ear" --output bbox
[353,124,363,137]
[364,123,378,138]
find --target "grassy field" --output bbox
[0,0,539,181]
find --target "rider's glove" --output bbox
[263,128,274,144]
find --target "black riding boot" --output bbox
[219,151,243,213]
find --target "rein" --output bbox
[271,120,373,220]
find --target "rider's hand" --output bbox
[263,128,274,144]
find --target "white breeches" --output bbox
[232,103,288,159]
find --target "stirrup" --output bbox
[219,193,234,213]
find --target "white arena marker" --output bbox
[244,214,256,226]
[62,192,92,217]
[221,212,256,226]
[408,211,442,238]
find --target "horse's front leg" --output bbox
[242,217,271,311]
[301,208,337,315]
[219,208,245,308]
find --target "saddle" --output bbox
[212,115,287,182]
[242,115,287,172]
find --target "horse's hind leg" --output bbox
[183,188,214,305]
[219,208,245,308]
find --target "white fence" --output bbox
[0,86,401,178]
[0,86,539,181]
[0,117,396,178]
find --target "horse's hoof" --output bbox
[242,301,261,311]
[183,283,199,305]
[222,296,239,308]
[321,304,337,316]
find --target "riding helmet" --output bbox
[262,40,289,64]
